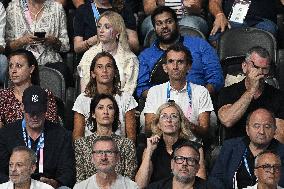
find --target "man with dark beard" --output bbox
[147,142,209,189]
[73,136,138,189]
[137,6,224,99]
[209,108,284,189]
[217,46,284,142]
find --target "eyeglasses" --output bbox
[251,124,275,130]
[92,150,118,157]
[255,164,281,172]
[247,60,269,74]
[160,114,179,122]
[155,18,175,27]
[173,156,198,166]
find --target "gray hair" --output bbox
[255,150,281,167]
[92,136,119,153]
[246,108,276,130]
[11,146,37,165]
[245,46,271,63]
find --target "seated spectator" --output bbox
[144,44,213,139]
[74,136,139,189]
[0,49,58,128]
[78,11,139,94]
[73,0,139,54]
[73,52,137,142]
[244,151,283,189]
[5,0,72,87]
[137,6,224,99]
[217,46,284,142]
[0,2,7,86]
[147,142,210,189]
[0,146,54,189]
[209,108,284,189]
[208,0,284,43]
[74,93,137,182]
[141,0,208,40]
[135,101,206,188]
[0,85,76,188]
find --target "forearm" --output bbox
[196,148,206,179]
[218,90,254,127]
[74,40,90,53]
[125,110,137,143]
[145,113,155,136]
[8,38,25,50]
[209,0,223,16]
[135,149,153,188]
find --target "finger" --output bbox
[227,22,231,29]
[210,25,218,36]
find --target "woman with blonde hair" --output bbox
[77,11,139,94]
[135,101,206,188]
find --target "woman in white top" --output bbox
[73,51,137,142]
[77,11,139,95]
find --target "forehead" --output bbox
[10,151,30,162]
[249,52,270,66]
[154,11,174,22]
[175,146,198,157]
[258,153,280,165]
[93,140,115,150]
[96,56,113,65]
[161,106,178,114]
[97,98,113,106]
[98,16,111,25]
[249,110,274,125]
[166,51,186,60]
[9,55,28,64]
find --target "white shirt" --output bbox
[0,179,54,189]
[73,174,138,189]
[144,81,214,126]
[244,183,284,189]
[72,92,138,136]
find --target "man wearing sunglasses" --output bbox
[209,108,284,189]
[147,142,209,189]
[74,136,138,189]
[217,46,284,142]
[244,151,283,189]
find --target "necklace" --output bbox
[29,3,45,20]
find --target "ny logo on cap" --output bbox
[32,95,39,102]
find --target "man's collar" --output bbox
[168,81,188,93]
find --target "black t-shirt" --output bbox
[147,176,210,189]
[222,0,279,25]
[217,79,284,139]
[73,2,136,40]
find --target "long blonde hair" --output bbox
[151,101,194,140]
[97,11,130,52]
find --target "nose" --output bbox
[258,126,265,134]
[10,164,16,172]
[173,61,179,69]
[103,107,109,114]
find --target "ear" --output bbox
[171,159,174,170]
[92,112,96,119]
[30,65,35,74]
[91,70,96,79]
[242,61,248,74]
[162,64,168,73]
[31,164,36,174]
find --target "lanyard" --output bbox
[21,119,44,173]
[91,3,100,21]
[166,82,192,103]
[243,148,252,177]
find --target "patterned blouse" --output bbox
[0,87,58,124]
[5,0,70,65]
[74,133,137,182]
